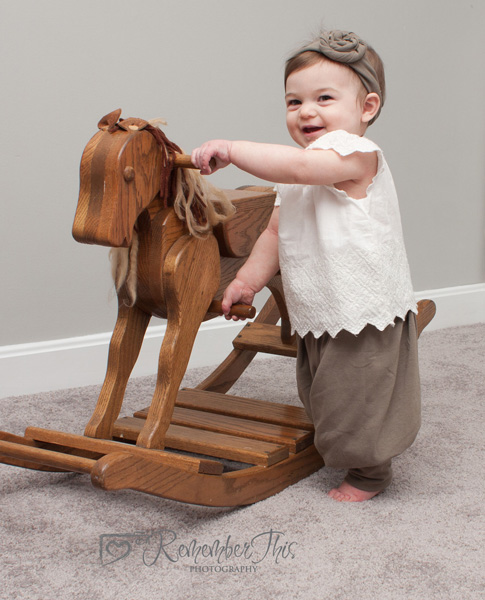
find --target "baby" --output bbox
[191,31,420,502]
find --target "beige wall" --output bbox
[1,0,484,346]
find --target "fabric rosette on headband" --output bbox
[308,31,367,64]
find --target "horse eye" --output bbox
[123,166,135,182]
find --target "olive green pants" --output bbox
[296,312,421,492]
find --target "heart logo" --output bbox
[103,539,132,564]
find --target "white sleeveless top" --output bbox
[275,130,417,338]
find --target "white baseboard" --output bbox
[1,284,484,398]
[415,283,485,330]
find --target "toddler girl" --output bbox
[191,30,420,502]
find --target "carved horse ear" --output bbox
[98,109,122,131]
[117,117,149,132]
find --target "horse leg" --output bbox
[136,233,220,449]
[84,301,151,440]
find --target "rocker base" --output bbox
[0,389,323,507]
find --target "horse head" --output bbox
[73,109,164,247]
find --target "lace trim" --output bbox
[281,239,417,338]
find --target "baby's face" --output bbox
[285,59,368,147]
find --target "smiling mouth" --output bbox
[302,126,324,135]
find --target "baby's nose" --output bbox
[300,102,318,118]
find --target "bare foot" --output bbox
[328,481,381,502]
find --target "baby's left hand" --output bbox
[191,140,233,175]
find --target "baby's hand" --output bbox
[221,278,256,321]
[191,140,233,175]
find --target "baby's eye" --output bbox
[318,95,332,102]
[286,99,301,107]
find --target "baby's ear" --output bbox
[362,93,380,123]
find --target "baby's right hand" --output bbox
[221,279,256,321]
[191,140,233,175]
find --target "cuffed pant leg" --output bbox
[345,461,393,492]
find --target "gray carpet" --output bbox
[1,324,484,600]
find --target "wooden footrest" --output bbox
[118,389,314,468]
[172,388,313,430]
[133,405,312,453]
[113,418,289,467]
[232,322,297,357]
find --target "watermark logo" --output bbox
[99,528,297,571]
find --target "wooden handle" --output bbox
[173,154,196,168]
[208,300,256,319]
[173,154,216,171]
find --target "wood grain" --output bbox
[135,233,220,449]
[233,322,298,357]
[207,300,256,319]
[417,299,437,338]
[73,129,163,247]
[92,445,324,507]
[113,417,289,466]
[136,388,314,430]
[213,190,275,258]
[0,431,70,472]
[132,405,313,453]
[84,302,151,440]
[25,427,223,475]
[175,388,314,430]
[0,439,94,474]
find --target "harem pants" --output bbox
[296,312,421,492]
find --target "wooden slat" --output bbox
[233,322,297,357]
[0,439,95,474]
[113,417,289,467]
[0,431,70,472]
[171,389,314,430]
[132,405,312,453]
[24,427,223,475]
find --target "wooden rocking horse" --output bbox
[0,110,437,506]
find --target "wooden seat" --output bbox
[213,189,275,258]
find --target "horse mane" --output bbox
[172,163,235,237]
[104,111,235,305]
